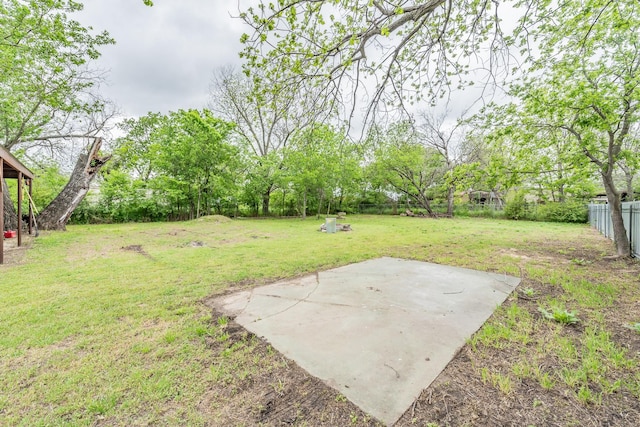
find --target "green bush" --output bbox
[535,201,588,223]
[504,192,529,220]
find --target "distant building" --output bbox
[590,192,635,204]
[466,190,504,208]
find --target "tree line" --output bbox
[26,98,597,225]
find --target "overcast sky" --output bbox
[78,1,247,118]
[76,1,513,130]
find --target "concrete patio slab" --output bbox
[213,257,520,425]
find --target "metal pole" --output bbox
[608,204,611,237]
[28,179,33,235]
[630,204,635,256]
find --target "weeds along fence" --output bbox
[588,202,640,257]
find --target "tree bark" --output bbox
[557,160,566,203]
[602,171,631,257]
[281,189,286,216]
[624,169,634,202]
[414,190,435,216]
[37,138,111,231]
[2,179,18,230]
[302,189,307,219]
[446,184,455,217]
[196,188,202,219]
[262,188,271,216]
[317,188,324,218]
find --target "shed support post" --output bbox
[28,179,33,235]
[630,204,634,256]
[0,158,4,265]
[17,172,22,247]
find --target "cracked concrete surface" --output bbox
[213,257,520,425]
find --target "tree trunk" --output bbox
[262,189,271,216]
[37,138,111,231]
[415,192,435,216]
[317,188,324,218]
[558,185,565,203]
[557,160,565,203]
[302,189,307,219]
[282,189,286,216]
[602,171,630,257]
[196,188,202,219]
[2,179,18,230]
[625,170,634,202]
[446,184,455,217]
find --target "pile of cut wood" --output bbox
[319,223,352,232]
[400,209,426,217]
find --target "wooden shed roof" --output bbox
[0,146,34,180]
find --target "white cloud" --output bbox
[78,0,246,117]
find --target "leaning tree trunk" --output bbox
[446,184,455,217]
[37,138,111,231]
[2,179,18,230]
[262,189,271,216]
[415,191,435,217]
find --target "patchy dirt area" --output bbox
[201,238,640,427]
[0,235,34,265]
[198,309,382,426]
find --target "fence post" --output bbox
[630,204,634,255]
[608,203,611,238]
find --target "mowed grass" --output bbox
[0,215,637,425]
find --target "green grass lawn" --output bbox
[0,215,638,425]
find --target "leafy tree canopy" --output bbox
[488,0,640,256]
[0,0,114,150]
[238,0,507,120]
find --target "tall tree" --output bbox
[282,124,356,218]
[0,0,114,149]
[210,67,332,215]
[417,111,470,216]
[472,107,599,204]
[495,0,640,257]
[617,124,640,201]
[150,110,238,220]
[37,137,111,230]
[238,1,506,122]
[1,0,114,229]
[369,122,446,216]
[112,113,164,182]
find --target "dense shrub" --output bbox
[535,201,588,223]
[504,192,529,220]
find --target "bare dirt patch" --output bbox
[198,309,383,426]
[200,237,640,426]
[121,244,154,260]
[0,235,34,266]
